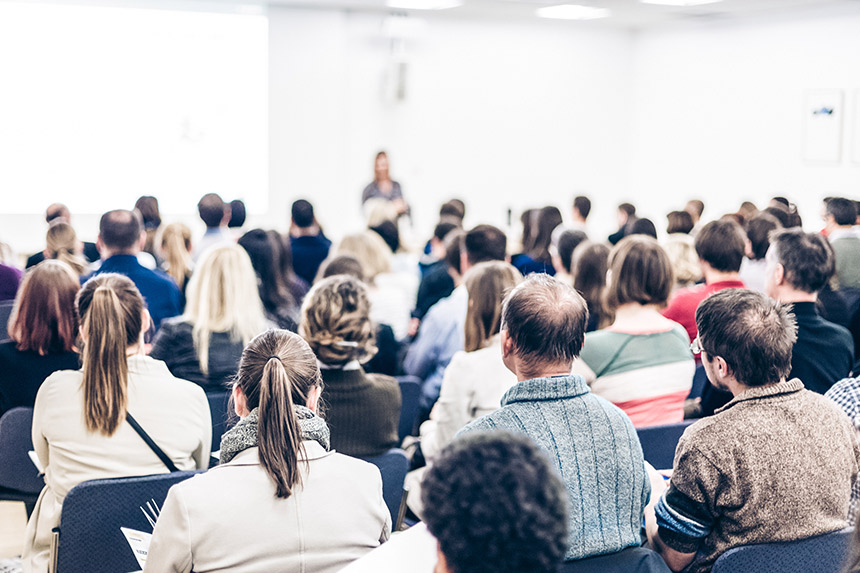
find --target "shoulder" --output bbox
[36,369,83,401]
[363,372,402,397]
[157,318,192,336]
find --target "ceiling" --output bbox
[257,0,860,30]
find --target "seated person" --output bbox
[290,199,332,285]
[27,203,100,268]
[300,276,401,457]
[647,289,860,573]
[511,206,561,276]
[151,244,270,392]
[239,229,300,331]
[145,330,390,573]
[573,236,694,427]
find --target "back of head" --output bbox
[291,199,315,228]
[769,228,835,294]
[685,199,705,219]
[694,219,746,273]
[45,203,71,224]
[77,273,145,435]
[335,232,392,281]
[465,224,507,266]
[159,222,193,287]
[444,229,466,275]
[235,329,324,498]
[618,203,636,217]
[365,198,399,228]
[666,210,694,235]
[185,244,268,374]
[528,207,563,262]
[421,431,568,573]
[46,221,85,275]
[556,230,588,274]
[229,199,246,228]
[605,235,673,311]
[299,275,376,366]
[463,262,523,352]
[440,199,466,222]
[629,217,658,239]
[238,229,295,313]
[266,230,295,281]
[434,221,459,243]
[502,275,588,372]
[134,196,161,229]
[320,255,365,282]
[572,241,610,311]
[746,213,782,261]
[663,234,702,286]
[10,260,79,355]
[826,197,857,227]
[197,193,226,228]
[99,209,143,253]
[573,195,591,220]
[761,205,792,228]
[696,288,797,387]
[370,220,400,253]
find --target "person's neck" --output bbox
[574,215,586,224]
[103,249,138,259]
[772,288,817,304]
[728,377,785,397]
[703,267,741,285]
[291,225,319,238]
[611,303,668,330]
[515,362,573,382]
[206,225,225,233]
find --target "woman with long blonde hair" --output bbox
[45,221,87,276]
[23,273,211,571]
[158,222,193,293]
[151,243,270,391]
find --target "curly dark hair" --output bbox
[421,431,568,573]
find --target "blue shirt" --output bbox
[84,255,182,330]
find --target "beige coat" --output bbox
[23,355,212,572]
[144,443,391,573]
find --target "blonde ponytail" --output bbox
[160,223,192,289]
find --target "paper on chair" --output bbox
[121,527,152,570]
[28,451,44,473]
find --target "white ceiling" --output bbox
[259,0,860,29]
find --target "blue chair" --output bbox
[711,528,853,573]
[558,546,670,572]
[360,448,409,527]
[687,363,707,400]
[397,376,421,441]
[636,420,695,470]
[206,391,232,451]
[0,407,43,516]
[55,471,200,573]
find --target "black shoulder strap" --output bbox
[126,413,179,473]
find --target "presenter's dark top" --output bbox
[361,180,404,205]
[83,254,182,330]
[27,241,100,269]
[0,341,80,417]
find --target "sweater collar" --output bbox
[501,374,590,406]
[788,301,818,317]
[715,378,805,413]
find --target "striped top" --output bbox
[460,375,650,561]
[574,324,694,428]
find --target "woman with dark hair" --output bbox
[238,229,299,331]
[145,330,390,572]
[266,230,310,305]
[573,236,694,427]
[511,206,562,276]
[23,273,210,571]
[629,217,658,238]
[572,241,610,332]
[134,195,162,261]
[551,229,588,283]
[0,261,81,417]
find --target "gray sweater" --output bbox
[460,374,650,561]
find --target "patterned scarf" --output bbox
[219,405,330,465]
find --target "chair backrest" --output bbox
[360,448,409,526]
[0,299,15,343]
[711,528,853,573]
[0,407,43,494]
[636,420,695,470]
[206,391,232,451]
[557,546,670,572]
[397,376,421,441]
[56,471,200,573]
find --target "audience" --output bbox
[511,206,562,276]
[194,193,232,261]
[44,221,87,276]
[765,228,853,395]
[824,197,860,290]
[0,261,81,417]
[608,202,637,245]
[662,219,747,342]
[228,198,246,232]
[238,229,300,331]
[0,260,22,302]
[405,224,507,412]
[145,329,390,573]
[738,212,782,292]
[662,233,701,290]
[570,194,591,233]
[23,273,211,571]
[26,203,100,268]
[134,195,162,263]
[290,199,332,285]
[550,229,588,283]
[151,244,270,392]
[571,241,610,332]
[413,222,460,323]
[666,210,694,235]
[684,199,705,232]
[629,217,658,238]
[460,274,651,562]
[267,230,310,305]
[574,236,694,427]
[647,289,859,573]
[158,222,194,294]
[84,209,182,330]
[299,276,401,457]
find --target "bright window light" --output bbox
[536,5,612,20]
[640,0,722,6]
[386,0,463,10]
[0,3,268,214]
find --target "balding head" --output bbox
[501,274,589,379]
[99,209,143,255]
[46,203,70,224]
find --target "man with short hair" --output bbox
[84,210,182,330]
[289,199,331,285]
[193,193,232,262]
[765,228,853,394]
[405,224,507,410]
[572,195,590,231]
[663,219,747,342]
[648,288,859,572]
[27,203,100,268]
[460,274,650,561]
[824,197,860,289]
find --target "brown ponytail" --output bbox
[76,274,145,436]
[235,330,323,499]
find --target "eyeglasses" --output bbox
[690,337,703,355]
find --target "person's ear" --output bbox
[306,385,322,414]
[141,309,152,337]
[773,262,785,286]
[233,384,250,417]
[96,236,105,256]
[500,329,514,359]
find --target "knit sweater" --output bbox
[460,375,650,561]
[320,367,401,458]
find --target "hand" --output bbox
[408,318,421,338]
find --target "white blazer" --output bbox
[144,443,391,573]
[23,355,211,573]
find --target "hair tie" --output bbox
[267,355,281,362]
